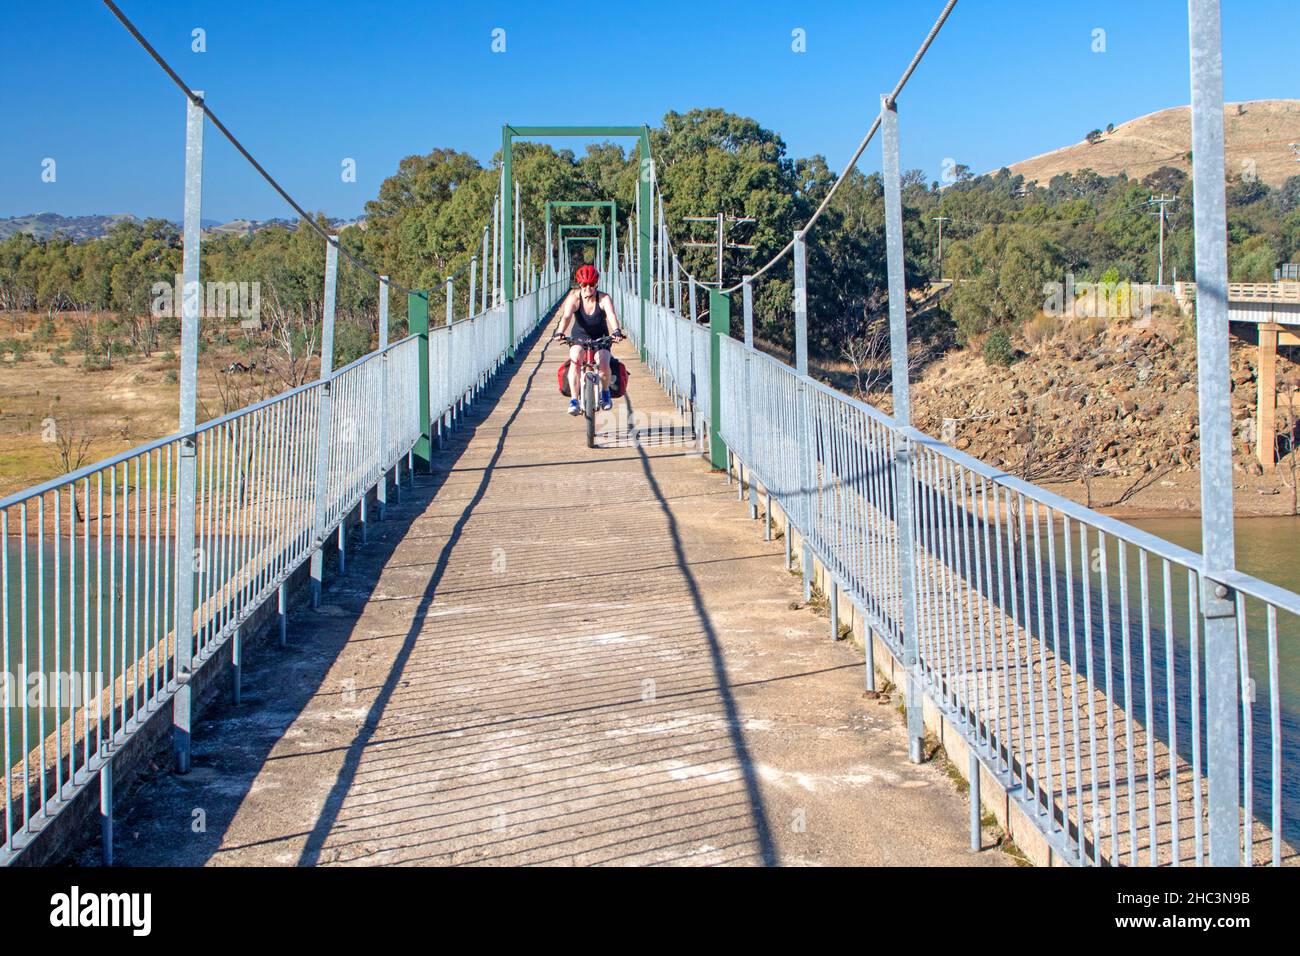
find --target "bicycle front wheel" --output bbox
[584,377,596,448]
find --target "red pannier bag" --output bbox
[557,358,631,398]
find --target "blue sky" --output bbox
[1,0,1296,223]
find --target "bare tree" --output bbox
[47,417,97,522]
[841,314,930,400]
[262,285,320,389]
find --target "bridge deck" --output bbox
[87,326,1007,867]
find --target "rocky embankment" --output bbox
[903,318,1300,517]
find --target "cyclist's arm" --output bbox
[601,294,623,337]
[554,292,576,336]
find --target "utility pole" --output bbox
[1147,194,1176,286]
[681,213,756,288]
[931,216,950,280]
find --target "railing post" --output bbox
[708,289,730,470]
[377,276,389,520]
[1188,0,1240,867]
[309,236,339,607]
[882,93,924,765]
[638,127,652,361]
[409,291,431,472]
[468,257,477,318]
[794,230,813,605]
[503,135,516,357]
[482,225,490,313]
[688,274,699,438]
[743,275,757,520]
[172,88,204,775]
[673,257,682,316]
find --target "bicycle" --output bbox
[555,332,622,448]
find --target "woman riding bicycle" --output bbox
[553,264,624,414]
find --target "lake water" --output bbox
[4,517,1299,848]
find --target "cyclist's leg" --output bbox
[596,349,612,389]
[568,344,583,397]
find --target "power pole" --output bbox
[931,216,951,280]
[1147,194,1176,286]
[682,213,756,288]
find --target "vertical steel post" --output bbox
[481,226,490,313]
[970,749,982,851]
[278,581,287,647]
[708,289,730,469]
[445,275,454,327]
[377,276,389,518]
[793,231,813,604]
[638,128,652,360]
[492,195,500,307]
[409,292,431,468]
[793,233,808,374]
[830,585,839,643]
[172,89,204,775]
[232,627,241,704]
[1188,0,1240,866]
[673,257,682,315]
[99,757,112,865]
[882,94,924,765]
[310,237,339,606]
[503,129,515,356]
[469,257,477,319]
[743,276,757,520]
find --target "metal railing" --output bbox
[716,334,1296,866]
[0,333,419,864]
[432,282,564,434]
[622,294,714,443]
[0,278,559,865]
[605,0,1294,867]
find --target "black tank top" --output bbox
[572,293,606,339]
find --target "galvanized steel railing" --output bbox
[621,293,713,440]
[605,0,1293,868]
[0,281,557,865]
[717,334,1297,866]
[0,333,419,864]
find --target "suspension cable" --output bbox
[103,0,515,300]
[658,0,959,296]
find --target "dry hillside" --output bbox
[999,99,1300,188]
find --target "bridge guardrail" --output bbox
[0,280,555,865]
[716,330,1296,867]
[0,331,420,864]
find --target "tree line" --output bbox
[4,107,1298,378]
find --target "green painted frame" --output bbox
[503,126,651,360]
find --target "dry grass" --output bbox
[1000,99,1300,188]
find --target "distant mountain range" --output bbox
[0,212,366,242]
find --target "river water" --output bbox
[4,518,1299,847]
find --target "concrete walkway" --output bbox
[92,324,1011,867]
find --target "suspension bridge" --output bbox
[1,0,1297,868]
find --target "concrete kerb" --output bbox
[726,456,1058,868]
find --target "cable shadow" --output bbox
[623,392,780,867]
[295,325,557,866]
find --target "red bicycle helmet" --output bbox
[574,264,599,287]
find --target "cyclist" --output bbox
[553,264,624,414]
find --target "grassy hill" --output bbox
[998,99,1300,188]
